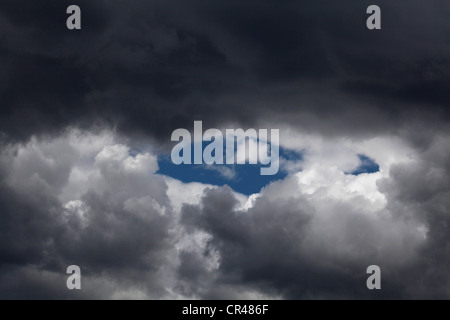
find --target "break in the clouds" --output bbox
[0,0,449,299]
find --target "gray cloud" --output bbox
[0,133,178,299]
[0,0,448,300]
[0,129,448,299]
[178,182,422,299]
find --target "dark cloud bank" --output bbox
[0,0,449,299]
[0,0,448,142]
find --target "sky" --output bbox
[0,0,449,299]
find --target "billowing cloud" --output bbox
[0,129,447,299]
[0,0,448,300]
[177,134,430,299]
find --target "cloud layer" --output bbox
[0,129,447,299]
[0,0,448,299]
[0,0,448,143]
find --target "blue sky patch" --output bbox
[157,146,302,195]
[349,155,380,175]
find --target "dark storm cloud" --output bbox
[0,0,448,143]
[378,135,450,299]
[0,183,60,267]
[0,0,449,300]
